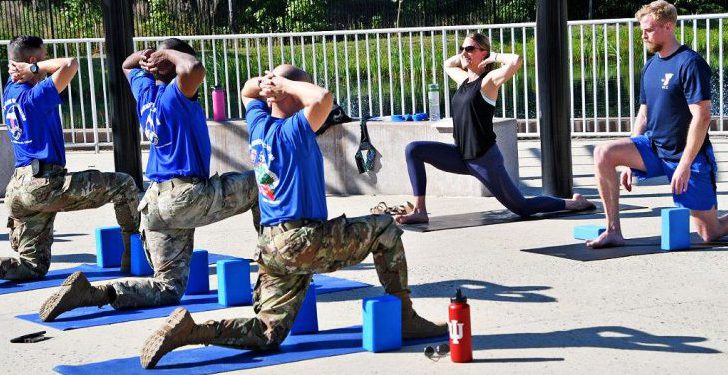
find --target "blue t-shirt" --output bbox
[128,68,210,182]
[246,100,327,225]
[640,45,712,161]
[2,77,65,167]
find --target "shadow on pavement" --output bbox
[471,326,721,354]
[318,279,555,304]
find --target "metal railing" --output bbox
[1,13,727,149]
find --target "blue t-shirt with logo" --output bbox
[128,68,210,182]
[246,100,327,225]
[640,45,712,161]
[2,77,65,167]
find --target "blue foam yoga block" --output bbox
[573,225,606,240]
[217,259,252,306]
[130,233,153,276]
[661,207,691,251]
[290,282,318,335]
[412,112,428,121]
[186,250,210,295]
[362,294,402,352]
[95,226,123,268]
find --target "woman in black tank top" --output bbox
[395,33,593,224]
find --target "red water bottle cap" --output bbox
[451,288,467,303]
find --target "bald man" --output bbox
[140,64,447,369]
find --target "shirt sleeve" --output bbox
[26,77,62,111]
[282,109,315,147]
[682,56,712,104]
[245,100,270,132]
[127,68,155,102]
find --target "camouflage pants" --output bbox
[110,171,259,309]
[207,213,407,349]
[1,165,140,280]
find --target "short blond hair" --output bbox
[635,0,678,25]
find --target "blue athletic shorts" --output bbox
[630,135,718,211]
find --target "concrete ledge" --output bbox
[209,118,519,197]
[0,126,15,197]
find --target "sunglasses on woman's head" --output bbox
[459,46,482,53]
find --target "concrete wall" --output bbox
[0,126,16,197]
[209,118,519,197]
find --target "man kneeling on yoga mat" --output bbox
[394,32,594,225]
[140,64,446,369]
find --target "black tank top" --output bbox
[451,73,496,160]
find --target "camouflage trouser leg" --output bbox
[2,169,139,280]
[50,170,140,235]
[110,171,258,309]
[110,227,195,309]
[0,212,55,280]
[209,271,313,349]
[211,214,407,349]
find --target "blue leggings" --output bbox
[404,141,566,217]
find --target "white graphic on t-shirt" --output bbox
[661,73,674,89]
[249,139,279,203]
[142,103,171,148]
[3,101,30,144]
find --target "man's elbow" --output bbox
[700,111,712,127]
[66,58,79,72]
[190,62,206,79]
[318,90,333,112]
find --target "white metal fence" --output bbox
[1,13,727,148]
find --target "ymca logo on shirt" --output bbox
[249,139,279,203]
[661,73,674,89]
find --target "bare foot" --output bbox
[586,230,625,248]
[565,193,596,211]
[395,209,429,224]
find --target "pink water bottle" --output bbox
[212,85,227,121]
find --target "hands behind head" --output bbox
[258,70,286,106]
[477,52,497,70]
[139,49,163,74]
[8,61,35,83]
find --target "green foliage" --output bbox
[144,0,174,35]
[285,0,329,32]
[60,0,102,37]
[499,0,537,23]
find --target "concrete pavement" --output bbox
[1,139,727,374]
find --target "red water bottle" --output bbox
[448,288,472,363]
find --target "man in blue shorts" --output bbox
[588,0,726,248]
[39,38,259,321]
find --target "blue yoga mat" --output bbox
[54,326,446,375]
[17,274,371,330]
[0,253,237,296]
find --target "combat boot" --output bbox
[39,271,110,321]
[393,291,448,339]
[120,231,134,273]
[141,307,219,369]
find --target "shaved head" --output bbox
[8,35,44,62]
[272,64,311,83]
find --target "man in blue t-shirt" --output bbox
[39,38,259,322]
[139,64,446,369]
[1,36,140,281]
[588,0,727,248]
